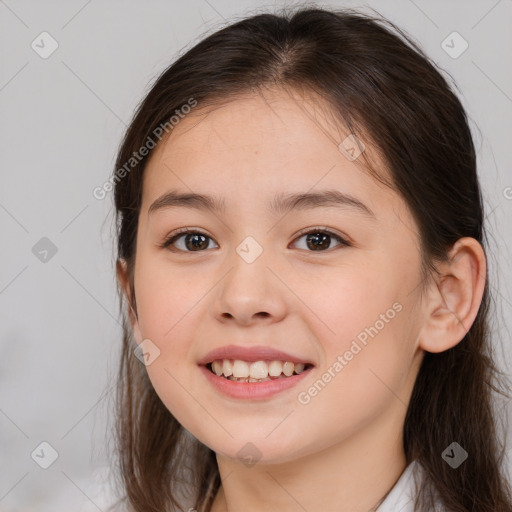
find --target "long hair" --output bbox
[111,6,512,511]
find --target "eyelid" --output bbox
[160,227,213,249]
[160,226,352,251]
[293,225,349,242]
[290,226,351,250]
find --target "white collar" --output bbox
[375,460,424,512]
[377,450,512,511]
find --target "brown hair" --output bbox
[111,6,512,511]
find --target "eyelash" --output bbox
[160,226,351,253]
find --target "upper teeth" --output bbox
[211,359,306,378]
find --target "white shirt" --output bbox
[376,449,512,511]
[376,459,442,512]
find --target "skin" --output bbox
[118,86,486,512]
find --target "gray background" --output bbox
[1,0,511,510]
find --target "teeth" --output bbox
[283,361,294,377]
[249,361,268,379]
[229,375,272,383]
[268,360,283,377]
[232,360,250,378]
[294,363,305,373]
[212,360,223,376]
[222,359,233,377]
[209,359,309,379]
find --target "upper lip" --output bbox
[198,344,314,366]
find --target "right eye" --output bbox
[161,228,219,252]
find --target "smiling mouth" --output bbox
[206,359,314,383]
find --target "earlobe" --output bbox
[419,237,486,354]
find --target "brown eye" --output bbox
[161,227,350,253]
[163,229,218,252]
[292,229,350,252]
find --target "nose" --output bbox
[211,245,287,327]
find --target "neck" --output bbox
[209,402,408,512]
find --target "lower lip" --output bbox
[199,365,313,399]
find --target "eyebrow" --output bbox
[148,189,375,218]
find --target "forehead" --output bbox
[140,88,399,219]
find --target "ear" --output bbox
[116,259,143,343]
[418,237,486,353]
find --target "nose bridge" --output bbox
[229,232,273,298]
[236,234,266,266]
[212,232,285,324]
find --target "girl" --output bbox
[111,6,512,512]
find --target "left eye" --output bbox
[292,229,349,252]
[161,228,350,253]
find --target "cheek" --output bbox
[318,265,402,346]
[132,254,212,430]
[319,235,422,357]
[134,252,203,340]
[294,311,412,453]
[132,260,195,377]
[305,266,415,414]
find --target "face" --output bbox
[126,88,427,464]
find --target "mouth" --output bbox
[199,357,315,400]
[205,359,315,383]
[198,345,315,399]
